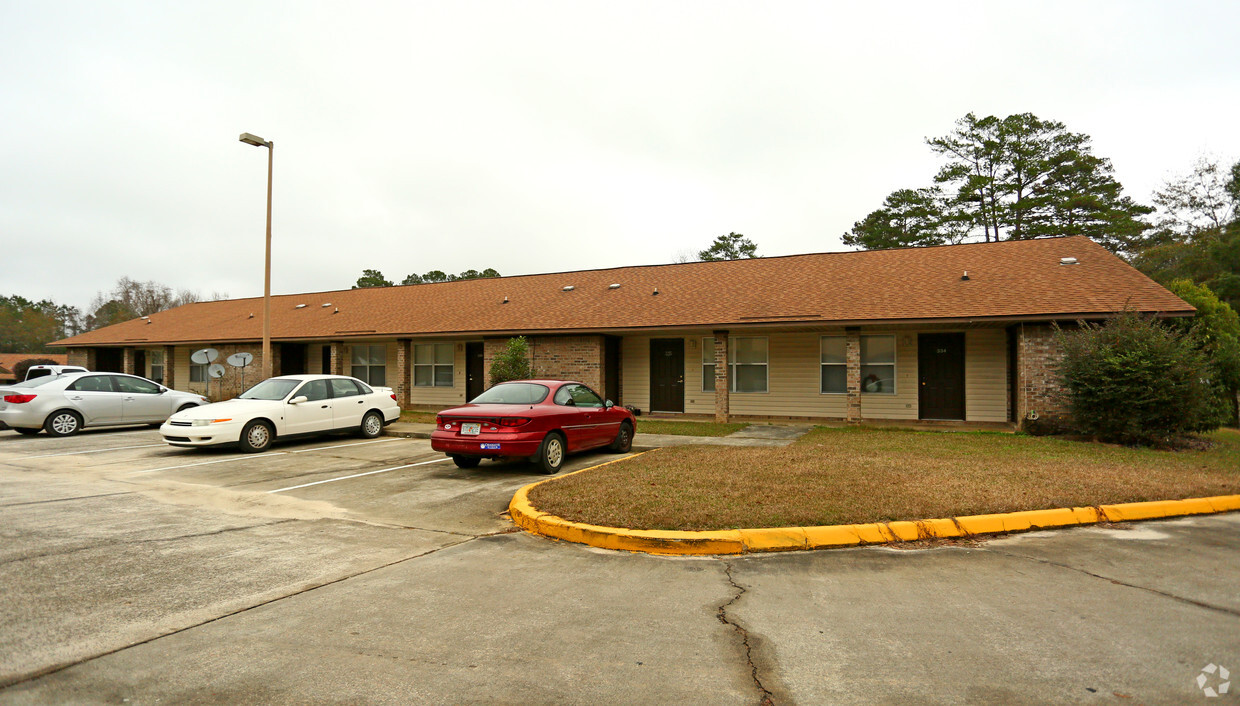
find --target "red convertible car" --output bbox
[431,379,636,474]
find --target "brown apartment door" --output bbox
[918,333,966,420]
[649,339,684,413]
[466,342,485,401]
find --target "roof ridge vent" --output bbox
[295,304,307,309]
[562,285,575,292]
[608,283,621,289]
[1060,257,1079,265]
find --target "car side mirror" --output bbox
[159,386,168,393]
[289,395,308,405]
[604,399,614,409]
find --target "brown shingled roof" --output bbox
[52,237,1193,347]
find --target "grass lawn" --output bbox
[399,410,441,424]
[527,426,1240,531]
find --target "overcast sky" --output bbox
[3,1,1238,313]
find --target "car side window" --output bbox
[553,386,574,406]
[297,379,331,402]
[115,376,160,394]
[69,375,114,393]
[567,384,604,409]
[330,379,360,397]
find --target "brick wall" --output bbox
[713,330,729,422]
[1015,323,1069,430]
[186,343,269,401]
[67,349,94,369]
[483,335,607,393]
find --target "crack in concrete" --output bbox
[717,561,776,706]
[0,520,298,568]
[0,534,485,690]
[992,548,1240,618]
[0,491,138,508]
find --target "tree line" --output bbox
[1,278,227,354]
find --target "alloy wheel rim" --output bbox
[53,414,77,434]
[249,425,269,447]
[548,439,563,467]
[364,415,381,435]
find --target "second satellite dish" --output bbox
[208,364,226,379]
[226,352,254,367]
[191,348,220,365]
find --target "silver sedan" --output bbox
[0,372,209,436]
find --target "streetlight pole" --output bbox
[239,132,274,379]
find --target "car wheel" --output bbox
[176,403,197,413]
[14,428,41,436]
[607,421,634,453]
[239,420,273,453]
[452,455,481,469]
[359,411,383,439]
[535,432,565,475]
[44,410,83,437]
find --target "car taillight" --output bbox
[3,394,36,404]
[499,417,530,427]
[390,393,397,402]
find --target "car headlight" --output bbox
[192,418,232,426]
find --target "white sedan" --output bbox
[160,374,401,452]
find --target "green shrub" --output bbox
[1057,312,1225,445]
[488,336,533,387]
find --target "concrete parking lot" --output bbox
[1,426,1238,704]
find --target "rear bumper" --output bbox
[0,408,42,431]
[431,430,542,458]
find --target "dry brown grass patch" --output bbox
[528,427,1240,531]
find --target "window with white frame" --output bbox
[149,350,164,383]
[702,337,715,392]
[730,337,768,393]
[351,344,387,386]
[861,335,896,394]
[414,343,453,387]
[821,335,898,394]
[703,337,768,393]
[820,336,846,393]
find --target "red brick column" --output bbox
[122,347,135,376]
[67,348,96,370]
[846,328,861,423]
[713,330,730,423]
[395,339,411,406]
[329,341,345,376]
[162,346,176,388]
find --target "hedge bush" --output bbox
[1057,312,1225,445]
[488,336,533,387]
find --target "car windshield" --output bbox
[469,382,550,405]
[238,378,301,400]
[10,375,63,389]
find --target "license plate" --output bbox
[461,422,481,436]
[480,443,501,450]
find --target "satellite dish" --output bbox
[191,348,219,365]
[208,363,226,379]
[227,352,254,367]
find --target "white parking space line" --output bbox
[131,453,288,474]
[267,457,452,494]
[21,444,167,459]
[288,438,405,454]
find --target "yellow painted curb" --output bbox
[508,457,1240,555]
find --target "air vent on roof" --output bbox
[503,296,509,304]
[609,283,621,289]
[1060,257,1079,265]
[562,285,575,292]
[295,304,307,309]
[321,302,332,307]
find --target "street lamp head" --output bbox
[239,132,271,148]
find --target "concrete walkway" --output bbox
[384,421,814,448]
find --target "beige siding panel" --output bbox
[405,341,469,407]
[621,335,652,412]
[966,328,1009,422]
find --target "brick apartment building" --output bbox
[52,237,1194,429]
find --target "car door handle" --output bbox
[320,404,329,409]
[69,396,83,400]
